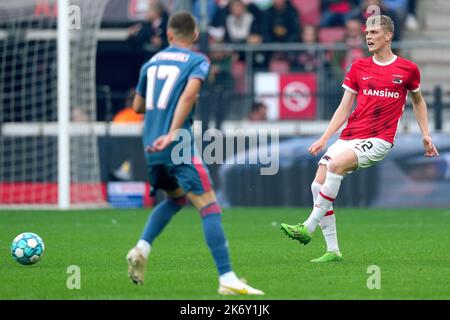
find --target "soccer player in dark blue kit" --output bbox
[126,12,263,296]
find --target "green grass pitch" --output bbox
[0,208,449,299]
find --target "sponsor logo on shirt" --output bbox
[363,88,400,98]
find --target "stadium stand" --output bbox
[291,0,321,26]
[409,0,450,99]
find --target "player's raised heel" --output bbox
[218,279,265,296]
[280,223,312,245]
[310,251,343,263]
[126,247,147,285]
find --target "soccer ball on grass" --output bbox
[11,232,45,265]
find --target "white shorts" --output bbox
[319,138,392,170]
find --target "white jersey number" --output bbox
[146,65,180,110]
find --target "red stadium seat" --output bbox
[291,0,321,26]
[318,27,346,43]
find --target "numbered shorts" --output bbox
[319,138,393,170]
[147,158,213,196]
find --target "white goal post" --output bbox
[0,0,110,208]
[58,0,70,209]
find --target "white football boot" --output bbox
[126,247,147,285]
[218,278,265,296]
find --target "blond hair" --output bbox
[366,15,395,36]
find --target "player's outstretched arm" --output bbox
[150,78,203,152]
[410,90,440,157]
[309,90,356,156]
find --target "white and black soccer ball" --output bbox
[11,232,45,265]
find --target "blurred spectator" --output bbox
[127,1,169,53]
[331,18,368,78]
[292,25,322,72]
[405,0,418,30]
[209,0,263,44]
[320,0,359,27]
[251,0,272,10]
[224,0,262,43]
[209,0,263,70]
[383,0,408,27]
[206,39,235,128]
[192,0,217,25]
[128,0,158,21]
[263,0,300,71]
[209,2,226,41]
[207,43,234,86]
[263,0,301,43]
[113,89,144,123]
[212,0,263,24]
[71,107,89,122]
[247,102,268,121]
[242,0,264,31]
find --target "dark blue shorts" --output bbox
[147,157,213,196]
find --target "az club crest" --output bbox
[392,75,403,84]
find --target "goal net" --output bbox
[0,0,109,207]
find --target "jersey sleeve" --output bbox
[135,65,148,98]
[189,57,210,81]
[342,62,359,94]
[406,64,421,92]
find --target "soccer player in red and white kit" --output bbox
[280,14,440,262]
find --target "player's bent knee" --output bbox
[327,160,351,175]
[327,161,341,174]
[187,190,217,210]
[328,149,358,174]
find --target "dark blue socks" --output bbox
[200,202,232,275]
[140,196,187,244]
